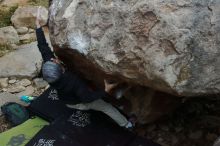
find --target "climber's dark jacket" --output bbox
[36,27,108,104]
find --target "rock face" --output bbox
[0,26,20,45]
[123,86,180,123]
[49,0,220,97]
[11,6,48,29]
[0,42,42,78]
[214,138,220,146]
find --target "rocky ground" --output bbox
[135,97,220,146]
[0,77,48,130]
[0,0,49,135]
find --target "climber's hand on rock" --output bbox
[35,19,41,28]
[104,79,118,93]
[35,6,41,28]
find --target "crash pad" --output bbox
[0,117,48,146]
[28,88,161,146]
[28,88,73,122]
[43,111,135,146]
[26,126,79,146]
[27,111,160,146]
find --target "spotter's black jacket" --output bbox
[36,27,107,103]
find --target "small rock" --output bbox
[45,85,50,90]
[28,29,35,33]
[8,79,17,84]
[33,78,48,89]
[189,130,203,139]
[17,79,31,87]
[16,27,29,35]
[9,44,18,49]
[11,6,48,29]
[19,33,36,43]
[0,26,20,45]
[0,78,8,88]
[16,85,35,97]
[8,85,26,93]
[2,88,7,92]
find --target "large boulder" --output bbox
[11,6,48,29]
[0,26,19,45]
[0,42,42,78]
[49,0,220,97]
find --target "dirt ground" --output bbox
[0,115,11,133]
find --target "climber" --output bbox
[35,8,133,129]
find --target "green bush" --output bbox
[0,6,18,28]
[28,0,49,8]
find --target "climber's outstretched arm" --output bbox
[35,7,55,62]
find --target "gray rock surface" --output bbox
[16,85,35,97]
[16,79,31,87]
[49,0,220,96]
[0,78,8,88]
[9,44,18,50]
[0,42,42,78]
[0,26,20,45]
[33,78,48,89]
[11,6,48,29]
[16,27,29,35]
[2,88,7,92]
[8,79,16,84]
[19,33,36,43]
[8,85,25,93]
[28,29,35,33]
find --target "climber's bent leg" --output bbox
[66,99,129,127]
